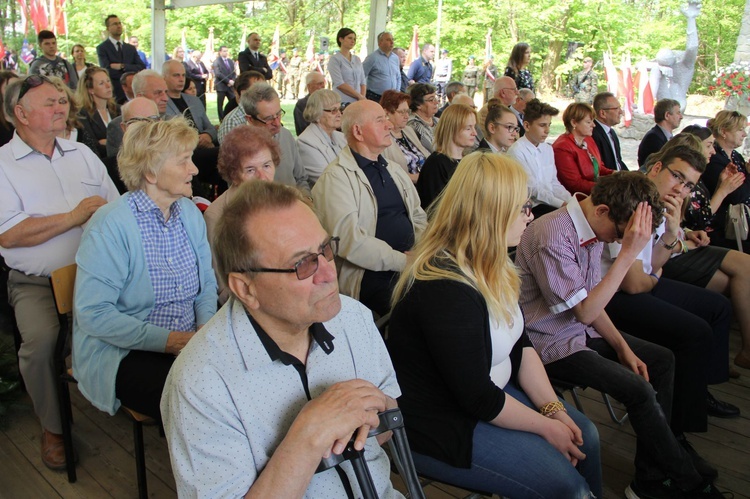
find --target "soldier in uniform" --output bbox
[462,56,478,98]
[276,49,288,98]
[287,48,302,99]
[572,57,598,105]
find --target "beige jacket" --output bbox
[312,146,427,300]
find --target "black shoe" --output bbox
[706,392,740,418]
[676,434,717,480]
[683,480,732,498]
[625,478,684,499]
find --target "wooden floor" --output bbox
[0,329,748,499]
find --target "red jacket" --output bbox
[552,133,613,195]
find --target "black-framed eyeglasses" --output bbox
[124,115,161,127]
[18,75,51,102]
[249,109,285,125]
[662,163,696,192]
[521,199,533,217]
[495,122,520,134]
[236,237,339,280]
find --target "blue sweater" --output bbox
[73,193,217,415]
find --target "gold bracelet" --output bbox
[539,400,567,418]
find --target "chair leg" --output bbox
[602,393,628,425]
[132,420,148,499]
[57,377,77,483]
[569,387,585,414]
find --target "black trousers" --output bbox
[605,277,732,433]
[216,90,234,121]
[115,350,175,422]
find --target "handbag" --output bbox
[725,203,750,251]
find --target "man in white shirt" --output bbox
[0,76,118,470]
[507,99,571,217]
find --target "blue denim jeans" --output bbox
[412,384,601,498]
[544,332,703,491]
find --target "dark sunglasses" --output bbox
[18,75,51,102]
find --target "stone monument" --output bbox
[654,0,701,113]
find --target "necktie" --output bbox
[116,41,122,54]
[225,58,230,69]
[253,51,258,60]
[609,128,623,170]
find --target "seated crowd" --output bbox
[1,17,749,499]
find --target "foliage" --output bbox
[0,0,745,97]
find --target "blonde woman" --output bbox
[388,152,601,497]
[76,66,120,157]
[416,103,477,209]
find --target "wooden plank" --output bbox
[0,430,61,498]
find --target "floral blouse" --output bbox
[504,66,534,92]
[683,180,716,232]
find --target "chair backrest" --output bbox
[50,264,77,315]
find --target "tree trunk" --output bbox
[539,3,572,95]
[734,0,750,63]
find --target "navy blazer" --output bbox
[237,48,273,79]
[212,57,236,94]
[593,121,627,171]
[96,39,145,102]
[637,125,668,167]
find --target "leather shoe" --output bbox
[735,351,750,369]
[706,392,740,419]
[41,429,66,471]
[676,433,717,480]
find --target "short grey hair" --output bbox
[132,70,163,96]
[518,88,535,101]
[377,31,392,42]
[3,78,24,126]
[305,71,325,86]
[161,59,184,77]
[240,82,279,117]
[303,89,340,123]
[445,81,465,98]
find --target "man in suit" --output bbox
[637,98,682,167]
[237,32,273,80]
[212,45,236,121]
[185,49,209,108]
[118,71,136,105]
[592,92,628,171]
[96,15,146,103]
[163,60,217,148]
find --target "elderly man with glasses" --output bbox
[161,180,401,497]
[241,83,310,195]
[0,75,119,470]
[592,92,628,171]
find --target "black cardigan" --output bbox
[416,152,460,210]
[387,278,531,468]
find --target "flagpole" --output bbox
[435,0,442,58]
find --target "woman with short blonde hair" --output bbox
[389,152,601,497]
[74,116,216,423]
[416,103,477,209]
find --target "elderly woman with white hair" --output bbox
[73,117,217,421]
[296,89,347,185]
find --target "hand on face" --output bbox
[619,201,653,256]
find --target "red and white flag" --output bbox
[621,54,633,126]
[305,30,316,64]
